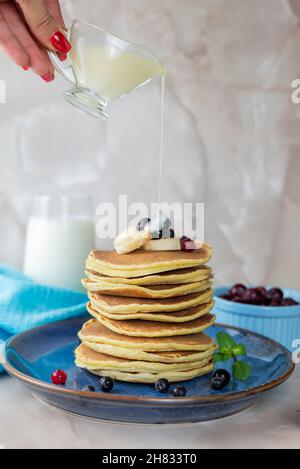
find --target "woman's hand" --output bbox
[0,0,71,82]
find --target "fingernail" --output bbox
[41,73,55,83]
[57,52,67,62]
[22,66,30,71]
[50,31,71,53]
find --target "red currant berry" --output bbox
[51,369,67,385]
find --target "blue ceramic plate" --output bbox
[4,317,294,424]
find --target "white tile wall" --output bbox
[0,0,300,288]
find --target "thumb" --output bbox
[16,0,71,54]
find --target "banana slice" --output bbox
[142,238,203,251]
[142,238,181,251]
[114,225,151,254]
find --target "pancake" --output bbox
[87,300,215,323]
[75,344,212,373]
[82,278,212,299]
[85,265,212,286]
[79,319,214,351]
[86,246,213,278]
[94,313,216,337]
[81,340,217,363]
[88,289,213,314]
[81,363,214,383]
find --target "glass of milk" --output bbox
[23,194,95,291]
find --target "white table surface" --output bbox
[0,365,299,449]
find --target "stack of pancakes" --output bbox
[75,246,216,383]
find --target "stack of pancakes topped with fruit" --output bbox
[76,218,216,383]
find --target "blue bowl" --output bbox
[214,287,300,350]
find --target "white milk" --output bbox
[70,44,165,102]
[23,216,95,291]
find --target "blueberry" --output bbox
[137,217,151,231]
[100,377,114,392]
[162,228,175,238]
[213,369,231,387]
[150,213,171,233]
[161,217,171,230]
[152,228,175,239]
[155,378,169,393]
[211,377,226,391]
[172,385,187,397]
[152,230,163,240]
[82,385,95,392]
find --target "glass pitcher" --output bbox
[49,20,165,119]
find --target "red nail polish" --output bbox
[50,31,71,53]
[57,52,67,62]
[23,66,30,71]
[41,73,55,83]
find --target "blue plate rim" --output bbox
[3,318,295,405]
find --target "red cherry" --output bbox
[242,288,264,305]
[51,369,67,385]
[229,283,246,297]
[256,286,267,295]
[281,298,298,306]
[268,288,283,301]
[220,294,232,300]
[269,300,282,307]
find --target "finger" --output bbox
[45,0,67,61]
[45,0,65,28]
[15,0,71,53]
[0,5,29,68]
[0,1,54,78]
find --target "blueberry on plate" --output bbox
[211,377,226,391]
[211,369,231,391]
[155,378,169,393]
[137,217,151,231]
[172,385,187,397]
[213,369,231,387]
[100,377,114,392]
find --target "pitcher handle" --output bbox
[48,51,76,84]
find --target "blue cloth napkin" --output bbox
[0,265,88,373]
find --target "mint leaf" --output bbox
[218,346,232,361]
[216,332,237,350]
[214,352,227,363]
[233,360,252,381]
[232,344,247,357]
